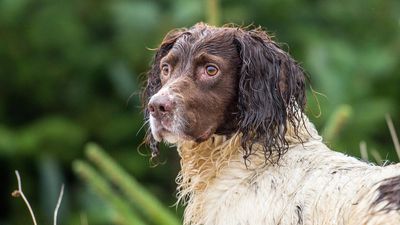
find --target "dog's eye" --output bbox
[205,65,219,76]
[161,64,170,76]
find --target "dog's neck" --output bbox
[176,116,320,222]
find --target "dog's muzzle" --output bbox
[147,89,180,143]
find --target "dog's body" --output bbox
[177,120,400,225]
[143,23,400,225]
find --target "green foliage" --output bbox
[74,160,146,225]
[74,143,180,225]
[2,0,400,224]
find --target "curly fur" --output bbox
[234,28,306,161]
[143,23,306,162]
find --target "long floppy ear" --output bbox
[142,29,187,157]
[234,28,306,162]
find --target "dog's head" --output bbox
[143,23,306,160]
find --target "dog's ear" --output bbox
[142,29,187,156]
[234,28,306,161]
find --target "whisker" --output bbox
[136,120,150,136]
[126,91,139,107]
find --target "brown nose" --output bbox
[148,95,175,119]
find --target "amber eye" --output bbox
[161,64,170,76]
[205,65,219,76]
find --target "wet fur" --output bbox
[176,121,400,225]
[143,23,306,162]
[142,23,400,225]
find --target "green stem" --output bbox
[322,104,352,142]
[206,0,220,26]
[73,161,146,225]
[85,143,180,225]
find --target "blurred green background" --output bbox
[0,0,399,224]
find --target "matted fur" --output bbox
[176,119,400,225]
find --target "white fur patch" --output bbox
[176,117,400,225]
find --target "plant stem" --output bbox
[73,161,146,225]
[386,114,400,160]
[206,0,220,26]
[322,104,352,142]
[54,184,64,225]
[85,143,180,225]
[14,170,38,225]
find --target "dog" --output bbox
[142,23,400,225]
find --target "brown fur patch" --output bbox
[372,175,400,212]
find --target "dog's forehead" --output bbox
[170,28,236,57]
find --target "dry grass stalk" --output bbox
[359,141,368,161]
[370,148,384,165]
[12,170,65,225]
[54,184,65,225]
[12,170,38,225]
[386,114,400,160]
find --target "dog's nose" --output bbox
[148,95,174,118]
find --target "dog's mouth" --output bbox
[149,114,214,144]
[149,115,176,143]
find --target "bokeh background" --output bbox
[1,0,399,224]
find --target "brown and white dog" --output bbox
[142,23,400,225]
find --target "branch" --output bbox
[12,170,38,225]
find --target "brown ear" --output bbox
[142,29,188,156]
[234,28,306,162]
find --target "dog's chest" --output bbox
[185,144,400,225]
[195,158,314,225]
[198,165,290,225]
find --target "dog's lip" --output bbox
[160,120,172,129]
[151,115,172,130]
[151,115,215,143]
[152,126,170,142]
[150,116,170,140]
